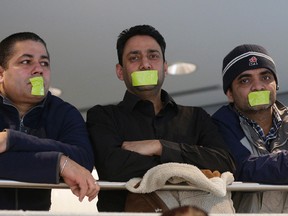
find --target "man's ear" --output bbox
[116,64,124,81]
[0,66,4,83]
[226,88,234,103]
[164,61,168,76]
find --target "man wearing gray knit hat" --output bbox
[222,44,278,93]
[212,44,288,213]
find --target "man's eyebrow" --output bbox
[236,73,252,80]
[260,69,273,75]
[147,49,160,53]
[20,54,49,60]
[40,55,50,60]
[20,54,33,58]
[128,49,160,54]
[128,50,140,55]
[237,70,273,80]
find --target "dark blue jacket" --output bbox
[0,92,94,210]
[212,103,288,184]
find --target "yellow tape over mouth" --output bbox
[248,90,270,106]
[131,70,158,86]
[30,77,44,96]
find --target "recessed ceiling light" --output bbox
[168,62,197,75]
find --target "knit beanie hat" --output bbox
[222,44,278,94]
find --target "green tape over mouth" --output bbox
[30,77,44,96]
[248,90,270,106]
[131,70,158,86]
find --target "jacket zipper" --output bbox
[19,118,24,132]
[1,95,46,209]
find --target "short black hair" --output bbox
[0,32,49,69]
[116,25,166,66]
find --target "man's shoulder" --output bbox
[86,103,122,118]
[212,104,233,118]
[45,94,79,113]
[275,100,288,113]
[88,103,118,112]
[175,105,216,122]
[177,104,207,115]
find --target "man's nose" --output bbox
[251,79,265,91]
[31,63,44,75]
[139,58,152,70]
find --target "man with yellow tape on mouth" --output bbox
[0,32,99,210]
[86,24,235,212]
[212,44,288,213]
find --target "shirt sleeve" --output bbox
[160,108,236,174]
[0,151,61,183]
[87,105,160,182]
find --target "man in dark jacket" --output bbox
[212,44,288,213]
[86,24,235,212]
[0,32,99,210]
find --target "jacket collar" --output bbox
[119,89,177,112]
[0,91,51,111]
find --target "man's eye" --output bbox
[41,61,49,67]
[240,79,249,84]
[263,75,271,81]
[21,60,30,64]
[149,54,159,59]
[129,56,139,62]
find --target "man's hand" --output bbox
[59,156,100,202]
[122,140,162,156]
[0,131,7,153]
[201,169,221,178]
